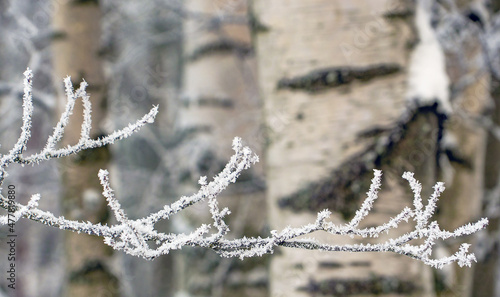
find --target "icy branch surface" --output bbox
[0,69,488,268]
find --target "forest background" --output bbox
[0,0,499,296]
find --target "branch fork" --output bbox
[0,69,488,268]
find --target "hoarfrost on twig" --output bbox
[0,69,488,268]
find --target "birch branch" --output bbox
[0,69,488,268]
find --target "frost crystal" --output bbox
[0,69,488,268]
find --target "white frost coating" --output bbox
[0,69,488,268]
[407,0,452,114]
[348,169,382,229]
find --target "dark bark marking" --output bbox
[298,275,419,295]
[318,261,344,269]
[182,96,234,109]
[71,0,99,5]
[277,64,401,93]
[278,104,447,219]
[248,10,270,33]
[69,259,116,283]
[349,261,371,267]
[465,10,485,29]
[72,144,110,165]
[50,30,68,41]
[383,8,413,20]
[189,39,253,61]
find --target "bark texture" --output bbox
[51,1,118,296]
[176,1,267,296]
[254,0,487,296]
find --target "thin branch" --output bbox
[0,70,488,269]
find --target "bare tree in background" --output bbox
[51,1,118,296]
[176,1,267,296]
[253,0,492,296]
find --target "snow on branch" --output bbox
[0,69,488,268]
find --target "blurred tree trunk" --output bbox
[470,2,500,296]
[253,0,487,296]
[52,1,118,296]
[101,2,184,296]
[472,56,500,297]
[438,13,488,297]
[176,0,267,296]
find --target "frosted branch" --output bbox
[348,169,382,229]
[0,70,488,268]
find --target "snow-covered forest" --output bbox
[0,0,499,296]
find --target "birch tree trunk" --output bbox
[471,2,500,294]
[176,0,267,296]
[101,2,184,295]
[52,1,118,296]
[438,28,488,297]
[472,79,500,296]
[253,0,487,296]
